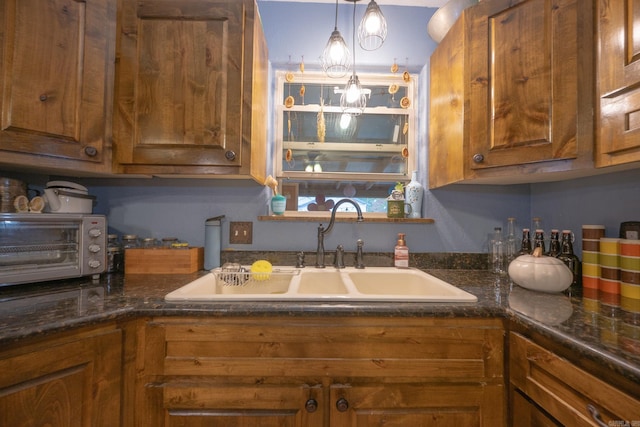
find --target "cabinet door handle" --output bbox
[225,150,236,161]
[84,146,98,157]
[305,398,318,413]
[472,153,484,163]
[39,94,48,102]
[586,404,608,427]
[335,397,349,412]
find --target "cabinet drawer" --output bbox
[149,317,504,381]
[509,332,640,426]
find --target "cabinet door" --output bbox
[330,383,504,427]
[115,0,250,174]
[510,332,640,426]
[511,388,561,427]
[160,383,323,427]
[597,1,640,167]
[466,0,591,170]
[0,327,122,427]
[0,0,115,166]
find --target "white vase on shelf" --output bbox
[405,171,423,218]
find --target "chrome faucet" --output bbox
[316,199,364,268]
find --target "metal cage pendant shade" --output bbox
[340,74,367,115]
[321,30,351,78]
[321,0,352,78]
[358,0,387,51]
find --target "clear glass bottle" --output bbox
[547,229,561,257]
[532,217,549,249]
[557,229,581,287]
[505,217,518,264]
[533,229,546,254]
[518,228,532,255]
[489,227,505,274]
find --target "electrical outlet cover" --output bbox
[230,222,253,244]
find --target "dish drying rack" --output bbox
[214,264,300,287]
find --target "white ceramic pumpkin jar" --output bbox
[507,247,573,293]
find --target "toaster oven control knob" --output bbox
[88,244,101,253]
[88,259,102,269]
[89,228,103,238]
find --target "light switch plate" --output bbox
[230,222,253,244]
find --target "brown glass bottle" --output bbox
[533,229,546,254]
[547,229,561,257]
[518,228,532,255]
[557,230,581,287]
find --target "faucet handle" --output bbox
[334,245,345,269]
[296,251,306,268]
[355,239,365,269]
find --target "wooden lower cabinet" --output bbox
[131,316,506,426]
[509,332,640,427]
[0,324,122,427]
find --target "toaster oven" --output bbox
[0,213,107,286]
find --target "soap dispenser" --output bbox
[394,233,409,268]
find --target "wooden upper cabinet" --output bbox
[114,0,268,180]
[429,0,594,188]
[597,1,640,167]
[0,0,116,172]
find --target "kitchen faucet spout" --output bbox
[315,199,364,268]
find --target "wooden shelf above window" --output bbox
[258,212,434,223]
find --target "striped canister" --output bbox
[620,239,640,300]
[582,225,605,290]
[599,237,621,295]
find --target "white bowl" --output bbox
[427,0,478,44]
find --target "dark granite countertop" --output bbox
[1,268,639,386]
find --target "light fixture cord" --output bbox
[351,0,356,76]
[334,0,339,30]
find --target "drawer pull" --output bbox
[336,397,349,412]
[586,404,608,427]
[305,398,318,413]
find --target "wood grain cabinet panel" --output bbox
[0,0,116,173]
[132,317,506,427]
[597,0,640,167]
[114,0,268,180]
[509,332,640,427]
[429,0,594,187]
[0,325,122,427]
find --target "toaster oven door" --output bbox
[0,214,84,285]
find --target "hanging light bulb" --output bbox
[321,0,351,78]
[358,0,387,51]
[341,0,367,115]
[339,113,352,130]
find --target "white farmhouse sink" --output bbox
[165,267,477,302]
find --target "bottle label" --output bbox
[395,247,409,268]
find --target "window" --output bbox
[275,71,416,213]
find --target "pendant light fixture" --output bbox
[321,0,351,78]
[358,0,387,51]
[341,0,367,115]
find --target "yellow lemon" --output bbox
[250,260,272,281]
